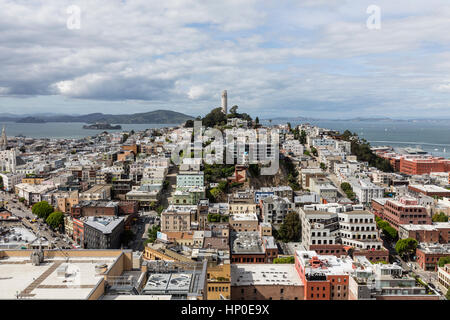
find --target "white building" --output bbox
[349,178,384,204]
[0,173,25,192]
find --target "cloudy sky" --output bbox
[1,0,450,119]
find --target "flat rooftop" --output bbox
[409,184,450,193]
[230,213,258,221]
[231,232,264,254]
[400,223,450,231]
[0,255,117,299]
[231,264,303,286]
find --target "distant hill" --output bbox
[15,116,46,123]
[8,110,194,124]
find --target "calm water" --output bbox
[265,120,450,159]
[0,122,179,139]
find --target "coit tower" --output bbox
[221,90,227,114]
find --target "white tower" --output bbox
[0,126,7,151]
[221,90,227,114]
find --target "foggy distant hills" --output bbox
[0,110,194,124]
[0,111,449,124]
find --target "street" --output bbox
[1,190,73,249]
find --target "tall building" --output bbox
[0,126,7,151]
[221,90,227,114]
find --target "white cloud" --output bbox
[0,0,450,117]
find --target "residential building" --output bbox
[83,216,125,249]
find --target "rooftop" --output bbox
[231,264,303,286]
[409,184,450,193]
[0,253,118,299]
[84,216,124,234]
[231,232,264,254]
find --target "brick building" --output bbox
[372,197,431,230]
[399,157,450,175]
[230,231,278,264]
[416,243,450,271]
[408,184,450,198]
[295,250,353,300]
[399,223,450,244]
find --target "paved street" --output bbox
[1,191,73,249]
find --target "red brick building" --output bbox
[295,250,353,300]
[71,200,119,217]
[408,184,450,198]
[72,217,84,246]
[416,244,450,271]
[118,200,139,215]
[399,157,450,175]
[372,197,431,230]
[399,223,450,244]
[230,232,278,263]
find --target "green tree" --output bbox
[438,256,450,268]
[278,211,301,242]
[146,225,161,244]
[184,119,194,128]
[156,205,164,215]
[0,176,3,189]
[341,182,356,200]
[310,147,318,156]
[230,105,238,115]
[432,212,449,222]
[202,107,227,127]
[45,211,64,231]
[273,256,295,264]
[320,162,327,171]
[376,218,398,240]
[18,197,25,203]
[32,201,54,219]
[209,188,223,201]
[446,288,450,300]
[299,130,307,145]
[248,164,260,177]
[395,238,418,258]
[339,130,393,172]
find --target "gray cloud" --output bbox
[1,0,450,118]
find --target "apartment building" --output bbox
[374,197,432,230]
[0,172,25,192]
[261,196,293,224]
[309,177,338,200]
[79,184,112,201]
[348,178,384,204]
[300,204,388,262]
[438,264,450,292]
[161,205,197,232]
[398,222,450,244]
[295,250,354,300]
[83,216,125,249]
[416,243,450,271]
[229,213,259,232]
[230,231,278,264]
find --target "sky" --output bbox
[1,0,450,119]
